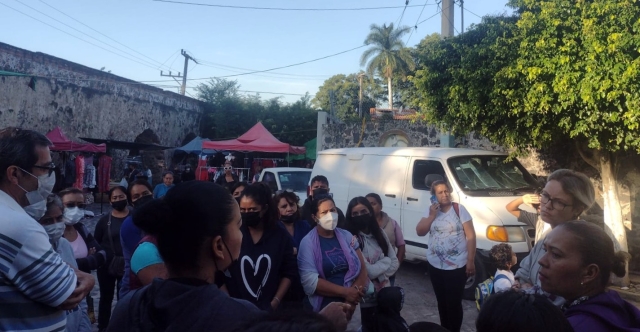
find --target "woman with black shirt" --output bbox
[215,160,239,193]
[94,186,129,332]
[224,183,298,311]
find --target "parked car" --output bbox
[311,147,539,299]
[259,167,312,202]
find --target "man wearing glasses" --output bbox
[0,127,95,331]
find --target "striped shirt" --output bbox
[0,190,77,332]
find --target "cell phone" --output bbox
[430,195,437,205]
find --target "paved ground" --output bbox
[82,203,476,332]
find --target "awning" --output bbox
[46,127,106,153]
[202,122,305,154]
[79,137,174,150]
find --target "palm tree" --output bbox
[360,23,415,110]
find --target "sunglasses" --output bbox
[64,202,86,209]
[32,162,56,176]
[224,166,232,170]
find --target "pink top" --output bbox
[69,233,88,259]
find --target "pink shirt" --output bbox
[69,234,88,259]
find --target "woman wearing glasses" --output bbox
[514,169,595,307]
[344,196,399,332]
[215,160,239,193]
[59,187,107,324]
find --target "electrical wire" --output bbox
[11,0,164,70]
[36,0,172,71]
[0,1,160,71]
[138,44,368,83]
[396,0,409,26]
[406,0,430,44]
[463,6,483,19]
[153,0,433,11]
[195,59,330,78]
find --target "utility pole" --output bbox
[460,0,464,33]
[358,73,365,118]
[441,0,455,38]
[160,49,198,95]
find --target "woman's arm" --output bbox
[384,234,400,278]
[462,220,477,277]
[352,249,369,290]
[136,263,167,286]
[416,204,439,236]
[75,224,107,271]
[271,278,291,310]
[505,197,524,218]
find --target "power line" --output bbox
[1,1,160,71]
[153,0,432,11]
[36,0,172,71]
[396,0,410,26]
[195,60,330,78]
[139,44,368,83]
[194,63,328,81]
[463,6,482,19]
[237,90,307,96]
[406,0,431,44]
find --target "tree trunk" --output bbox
[600,151,630,287]
[387,76,393,110]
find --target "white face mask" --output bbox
[318,212,339,231]
[63,207,85,225]
[43,222,65,244]
[18,169,56,220]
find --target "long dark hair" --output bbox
[345,196,389,255]
[132,181,237,274]
[239,182,278,229]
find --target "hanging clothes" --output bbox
[98,155,112,193]
[73,155,85,190]
[84,165,96,189]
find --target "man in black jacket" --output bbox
[300,175,345,228]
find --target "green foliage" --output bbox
[196,79,317,146]
[500,0,640,153]
[311,73,383,122]
[410,1,640,155]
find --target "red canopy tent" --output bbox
[202,122,306,154]
[46,127,107,153]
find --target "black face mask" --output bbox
[312,188,329,198]
[216,239,238,278]
[241,211,262,228]
[111,199,128,212]
[281,214,297,224]
[133,195,153,209]
[351,214,371,230]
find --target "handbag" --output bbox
[107,214,125,277]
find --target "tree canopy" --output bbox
[311,73,383,122]
[196,79,317,146]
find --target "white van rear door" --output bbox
[402,158,447,259]
[347,155,408,224]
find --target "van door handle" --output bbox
[407,197,418,201]
[385,194,396,198]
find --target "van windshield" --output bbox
[447,156,538,192]
[278,171,312,192]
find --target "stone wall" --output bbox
[0,42,203,179]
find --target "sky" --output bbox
[0,0,513,103]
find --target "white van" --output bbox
[259,167,312,202]
[311,147,539,298]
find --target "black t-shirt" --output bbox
[224,225,298,310]
[94,213,128,258]
[215,173,239,193]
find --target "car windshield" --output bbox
[278,171,312,192]
[447,156,537,192]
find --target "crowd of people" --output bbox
[1,127,639,332]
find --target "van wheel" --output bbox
[463,256,486,301]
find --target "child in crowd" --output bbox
[489,243,516,293]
